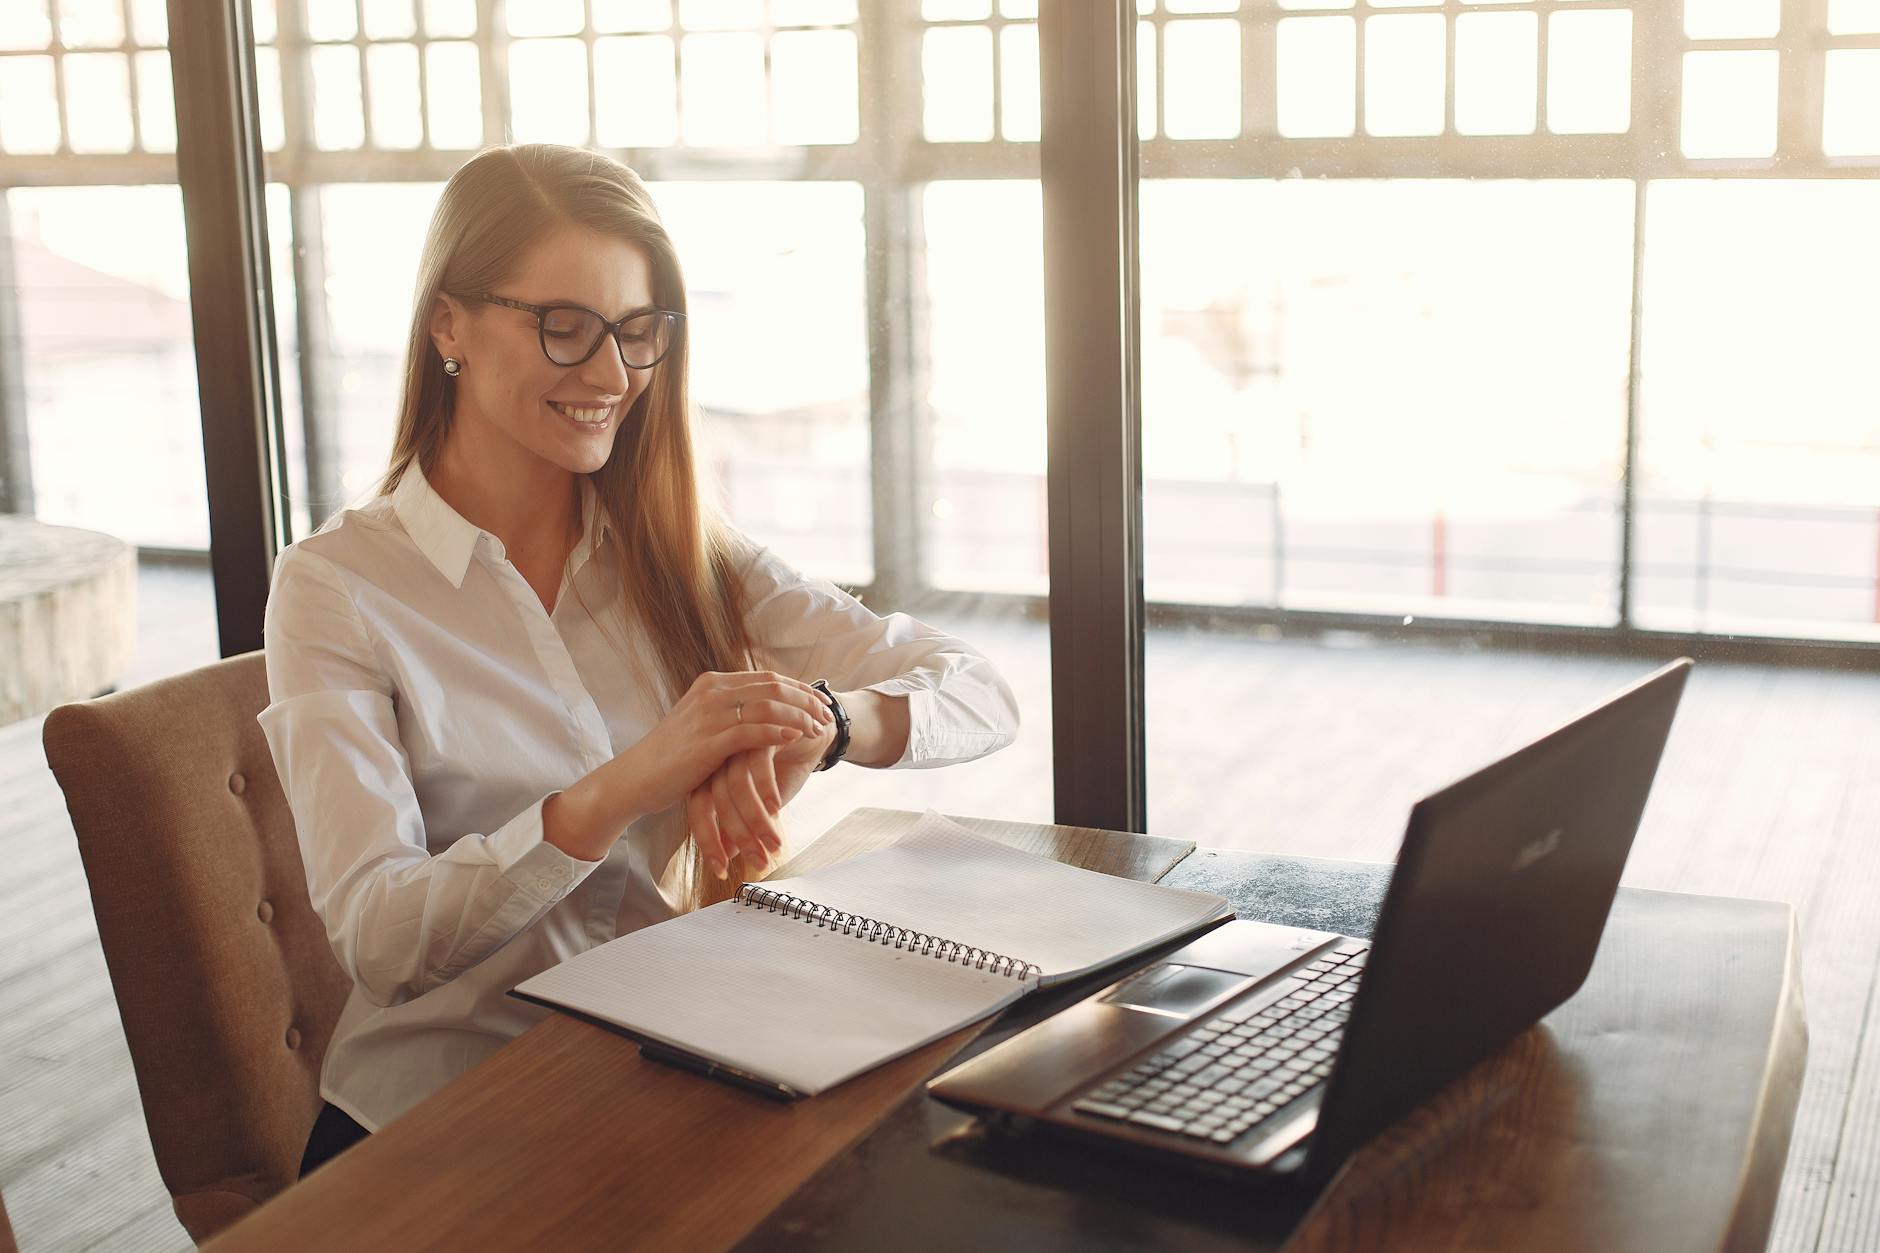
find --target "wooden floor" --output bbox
[2,564,1878,1250]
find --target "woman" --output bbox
[260,144,1019,1175]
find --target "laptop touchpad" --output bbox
[1102,963,1253,1017]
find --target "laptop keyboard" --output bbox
[1069,941,1369,1146]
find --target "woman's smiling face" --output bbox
[431,223,658,477]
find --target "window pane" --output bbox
[774,0,858,23]
[134,50,175,151]
[1454,11,1536,136]
[1163,19,1240,139]
[1365,13,1446,137]
[923,0,992,18]
[62,52,134,153]
[1684,0,1779,40]
[1140,179,1633,622]
[367,43,423,149]
[363,0,417,40]
[509,38,590,144]
[680,0,761,29]
[1822,49,1880,156]
[1829,0,1880,32]
[595,35,677,146]
[1681,50,1778,158]
[254,44,286,150]
[594,0,672,32]
[422,0,477,38]
[4,185,220,687]
[924,181,1047,595]
[923,24,994,142]
[0,1,53,50]
[1638,182,1880,639]
[999,23,1039,142]
[0,56,60,152]
[306,0,358,41]
[771,28,859,145]
[508,0,583,37]
[55,0,123,48]
[1277,16,1356,138]
[312,44,366,149]
[424,41,483,148]
[680,32,766,146]
[1137,19,1156,139]
[1548,9,1631,134]
[9,186,211,548]
[649,181,870,582]
[128,0,166,44]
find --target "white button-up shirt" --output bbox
[259,466,1019,1131]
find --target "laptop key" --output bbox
[1128,1111,1188,1133]
[1072,1100,1131,1120]
[1159,1037,1204,1061]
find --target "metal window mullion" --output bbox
[859,0,929,607]
[50,43,72,155]
[1241,6,1275,141]
[0,197,34,517]
[478,0,509,146]
[271,0,337,532]
[166,0,289,655]
[1039,0,1145,834]
[1775,0,1826,165]
[353,0,376,149]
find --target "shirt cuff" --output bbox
[483,792,605,904]
[858,681,931,768]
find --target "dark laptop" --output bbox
[929,658,1692,1182]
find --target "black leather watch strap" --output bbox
[810,680,851,772]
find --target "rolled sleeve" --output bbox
[732,533,1020,769]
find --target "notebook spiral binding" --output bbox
[736,885,1044,981]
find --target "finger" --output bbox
[730,757,784,858]
[732,698,822,737]
[727,676,833,725]
[716,723,802,758]
[727,755,783,856]
[711,770,760,868]
[686,785,731,880]
[750,745,783,812]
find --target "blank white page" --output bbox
[753,811,1231,984]
[512,896,1029,1095]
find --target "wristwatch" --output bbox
[810,680,851,772]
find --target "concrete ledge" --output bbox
[0,516,136,726]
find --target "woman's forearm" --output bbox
[837,689,910,768]
[542,749,647,861]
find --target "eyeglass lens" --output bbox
[540,308,677,368]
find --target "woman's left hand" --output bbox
[686,720,834,879]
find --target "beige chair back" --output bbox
[43,651,350,1243]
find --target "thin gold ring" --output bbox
[735,700,744,724]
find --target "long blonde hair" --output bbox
[382,144,755,908]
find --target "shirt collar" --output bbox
[391,462,613,589]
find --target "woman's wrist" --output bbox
[832,689,910,768]
[542,750,647,861]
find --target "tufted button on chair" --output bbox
[42,651,350,1244]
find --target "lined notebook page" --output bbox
[512,896,1030,1095]
[754,811,1230,984]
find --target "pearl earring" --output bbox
[442,357,462,377]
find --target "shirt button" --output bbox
[228,772,246,795]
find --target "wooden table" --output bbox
[206,809,1807,1253]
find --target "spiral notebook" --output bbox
[511,811,1233,1097]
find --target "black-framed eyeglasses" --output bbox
[454,292,685,369]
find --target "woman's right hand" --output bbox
[620,670,832,830]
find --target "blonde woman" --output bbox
[260,144,1019,1175]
